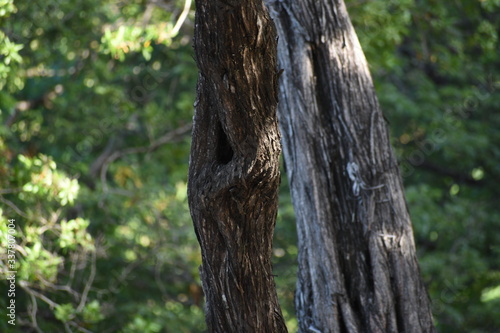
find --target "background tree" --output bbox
[266,0,434,331]
[187,0,287,331]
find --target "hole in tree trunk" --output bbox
[216,121,234,164]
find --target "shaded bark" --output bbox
[265,0,435,332]
[188,0,287,332]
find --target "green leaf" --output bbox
[55,303,75,323]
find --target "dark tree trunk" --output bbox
[188,0,287,332]
[266,0,435,332]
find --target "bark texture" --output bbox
[188,0,287,332]
[265,0,435,332]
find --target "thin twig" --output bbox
[68,251,79,287]
[64,322,74,333]
[35,277,80,299]
[170,0,192,38]
[21,283,59,309]
[77,250,97,312]
[69,321,94,333]
[0,195,29,218]
[27,291,44,333]
[0,188,22,194]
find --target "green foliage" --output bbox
[273,170,299,331]
[0,31,23,90]
[59,218,93,250]
[0,147,101,330]
[54,303,76,323]
[349,0,415,71]
[1,0,201,332]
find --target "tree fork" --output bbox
[188,0,287,332]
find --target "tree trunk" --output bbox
[188,1,287,332]
[265,0,435,332]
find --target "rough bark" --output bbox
[265,0,435,332]
[188,0,287,332]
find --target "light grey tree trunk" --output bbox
[266,0,435,332]
[188,0,287,332]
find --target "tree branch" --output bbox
[97,123,192,192]
[419,160,485,186]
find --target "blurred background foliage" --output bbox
[0,0,498,332]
